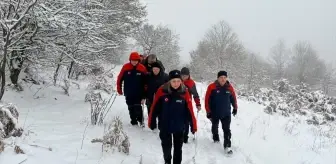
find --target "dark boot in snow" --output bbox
[213,134,220,143]
[164,161,171,164]
[139,121,145,128]
[130,120,138,126]
[183,135,188,143]
[224,146,233,154]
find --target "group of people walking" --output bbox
[117,52,238,164]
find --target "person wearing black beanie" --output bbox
[217,71,227,78]
[144,62,169,117]
[148,69,197,164]
[203,70,238,154]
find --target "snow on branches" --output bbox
[133,23,180,70]
[0,103,23,139]
[239,79,336,125]
[91,116,130,155]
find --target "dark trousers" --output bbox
[146,99,152,116]
[160,131,184,164]
[125,96,143,125]
[211,116,231,148]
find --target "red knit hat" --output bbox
[129,52,141,61]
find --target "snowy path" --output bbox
[1,83,336,164]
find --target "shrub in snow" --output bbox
[61,79,70,96]
[85,91,102,103]
[14,145,24,154]
[91,116,130,155]
[0,103,23,138]
[22,65,41,85]
[90,92,117,125]
[87,75,113,94]
[240,79,336,123]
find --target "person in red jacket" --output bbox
[148,70,197,164]
[180,67,201,143]
[117,52,147,127]
[204,71,237,154]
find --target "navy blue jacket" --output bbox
[145,71,169,103]
[117,63,147,98]
[205,81,238,119]
[148,83,197,133]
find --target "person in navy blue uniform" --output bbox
[117,52,147,127]
[204,71,238,153]
[144,62,169,115]
[148,70,197,164]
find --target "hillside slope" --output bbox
[0,71,335,164]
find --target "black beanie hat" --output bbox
[217,71,227,78]
[181,67,190,75]
[151,62,161,69]
[169,70,182,80]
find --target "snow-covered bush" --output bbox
[85,91,102,103]
[239,79,336,123]
[61,79,70,96]
[90,92,117,125]
[0,103,23,138]
[91,116,130,155]
[87,75,113,94]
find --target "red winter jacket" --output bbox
[117,63,147,97]
[183,78,201,107]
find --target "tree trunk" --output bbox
[54,64,61,86]
[9,50,25,85]
[53,54,64,86]
[68,61,74,79]
[0,28,10,100]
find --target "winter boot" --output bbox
[224,147,233,154]
[130,120,138,126]
[139,121,145,128]
[164,160,171,164]
[213,134,220,143]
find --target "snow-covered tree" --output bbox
[0,0,38,99]
[287,41,326,86]
[268,39,290,79]
[189,20,246,83]
[133,23,180,71]
[321,63,336,95]
[0,0,147,97]
[245,53,271,90]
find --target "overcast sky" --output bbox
[141,0,336,64]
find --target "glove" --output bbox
[232,108,237,116]
[149,122,157,130]
[117,88,123,95]
[196,105,201,112]
[191,128,197,134]
[141,99,146,105]
[206,113,211,119]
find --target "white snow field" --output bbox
[1,70,336,164]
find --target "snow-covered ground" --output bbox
[1,69,336,164]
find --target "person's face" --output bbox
[217,76,227,86]
[131,60,138,66]
[181,75,189,81]
[152,67,160,75]
[170,78,182,89]
[148,58,156,64]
